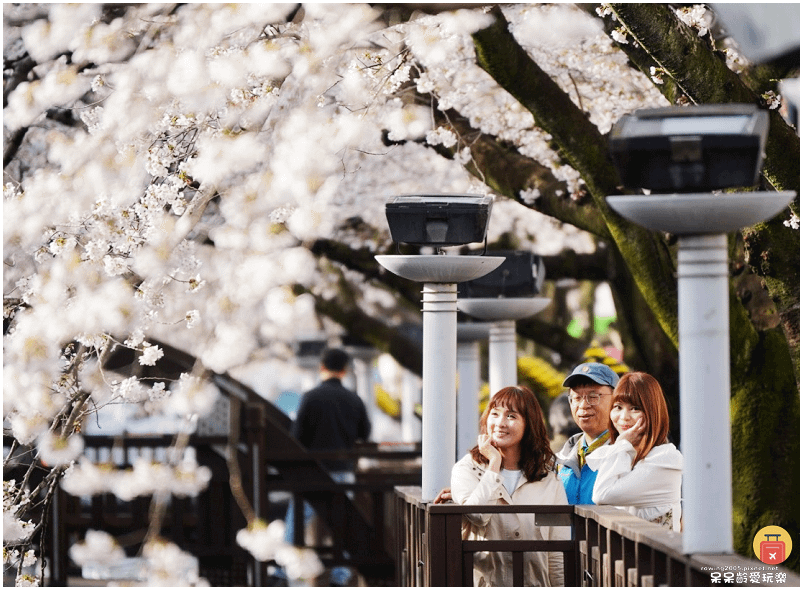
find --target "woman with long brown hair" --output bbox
[451,386,569,586]
[586,372,683,531]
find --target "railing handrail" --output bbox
[429,503,574,514]
[395,486,800,587]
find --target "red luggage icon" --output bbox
[760,534,786,564]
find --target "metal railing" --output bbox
[395,486,800,587]
[261,444,422,584]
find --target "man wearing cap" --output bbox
[555,362,620,505]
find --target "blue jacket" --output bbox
[555,432,609,505]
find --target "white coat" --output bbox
[450,453,570,587]
[586,440,683,531]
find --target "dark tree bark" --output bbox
[471,6,681,348]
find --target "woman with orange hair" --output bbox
[586,372,683,531]
[451,386,569,586]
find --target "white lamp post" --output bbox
[377,194,503,501]
[376,256,503,501]
[608,104,796,554]
[456,322,491,458]
[346,341,381,430]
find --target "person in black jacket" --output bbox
[292,347,371,473]
[283,347,371,586]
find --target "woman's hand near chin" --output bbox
[617,417,646,448]
[478,433,502,472]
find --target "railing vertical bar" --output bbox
[409,496,417,586]
[634,539,652,585]
[444,513,463,585]
[512,551,524,586]
[462,549,474,587]
[564,510,579,588]
[653,549,668,586]
[564,546,578,587]
[417,502,425,586]
[590,518,601,586]
[600,520,611,586]
[609,528,623,586]
[688,564,711,586]
[423,506,429,585]
[408,499,416,586]
[574,511,589,587]
[406,497,415,586]
[622,535,636,586]
[666,555,686,586]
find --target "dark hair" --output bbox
[470,386,555,482]
[321,348,350,373]
[609,372,669,467]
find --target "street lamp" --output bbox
[376,194,504,501]
[456,321,491,459]
[607,103,795,554]
[342,334,381,430]
[459,251,550,394]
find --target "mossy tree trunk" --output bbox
[468,4,800,570]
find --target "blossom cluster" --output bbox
[60,451,212,501]
[68,531,211,586]
[236,518,325,581]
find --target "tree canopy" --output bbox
[4,3,799,580]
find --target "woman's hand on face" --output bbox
[617,417,646,448]
[478,433,502,470]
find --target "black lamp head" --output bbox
[384,194,494,247]
[609,103,769,193]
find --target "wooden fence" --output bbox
[395,486,800,587]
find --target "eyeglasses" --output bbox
[568,392,611,406]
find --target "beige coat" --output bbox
[451,454,570,587]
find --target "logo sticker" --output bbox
[753,525,792,565]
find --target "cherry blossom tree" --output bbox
[4,3,799,582]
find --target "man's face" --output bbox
[569,383,614,439]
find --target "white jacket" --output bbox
[586,440,683,531]
[451,454,570,587]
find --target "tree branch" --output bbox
[429,107,612,239]
[4,126,29,168]
[471,6,680,346]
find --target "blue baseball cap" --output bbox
[562,362,620,388]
